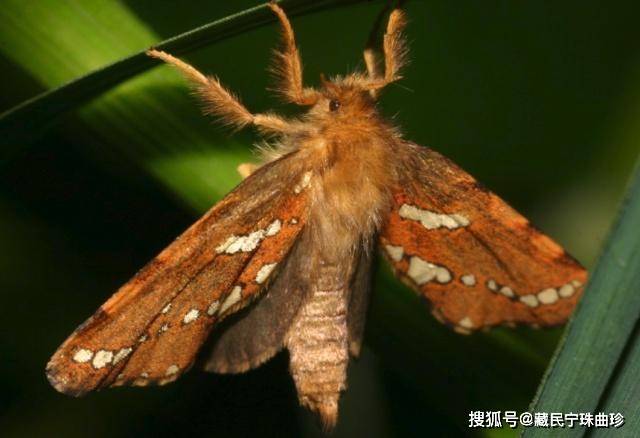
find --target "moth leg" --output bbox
[147,49,298,134]
[267,3,319,105]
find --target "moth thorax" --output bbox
[285,264,350,429]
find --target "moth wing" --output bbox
[380,144,587,333]
[46,153,311,395]
[347,244,374,357]
[203,231,312,374]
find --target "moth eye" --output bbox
[329,100,341,112]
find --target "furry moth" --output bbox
[46,3,588,429]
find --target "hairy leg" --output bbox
[268,3,318,105]
[148,49,299,135]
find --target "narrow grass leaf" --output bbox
[524,160,640,437]
[0,0,361,154]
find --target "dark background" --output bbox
[1,1,640,436]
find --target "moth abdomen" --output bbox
[285,262,353,429]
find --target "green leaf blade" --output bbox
[0,0,361,154]
[524,161,640,437]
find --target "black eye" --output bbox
[329,99,341,112]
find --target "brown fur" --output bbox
[144,4,409,427]
[148,1,408,268]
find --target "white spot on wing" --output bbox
[112,347,132,365]
[207,300,220,316]
[138,334,148,343]
[571,280,582,288]
[385,245,404,262]
[398,204,470,230]
[407,256,451,285]
[92,350,113,369]
[461,274,476,286]
[225,230,266,254]
[161,303,171,314]
[159,323,169,334]
[520,294,539,308]
[538,288,559,304]
[485,279,516,298]
[459,316,474,329]
[217,224,277,255]
[166,364,179,376]
[219,286,242,314]
[265,219,282,236]
[73,349,93,363]
[559,283,575,298]
[216,235,238,253]
[452,214,470,227]
[183,308,200,324]
[255,263,277,284]
[500,286,515,298]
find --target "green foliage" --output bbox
[524,163,640,437]
[1,1,638,437]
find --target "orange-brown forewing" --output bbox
[47,153,310,395]
[380,144,587,333]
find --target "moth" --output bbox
[46,3,587,429]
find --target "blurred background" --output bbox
[1,0,639,436]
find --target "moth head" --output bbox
[273,6,408,109]
[301,75,378,121]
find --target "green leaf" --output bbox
[0,0,362,156]
[524,160,640,437]
[0,0,366,209]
